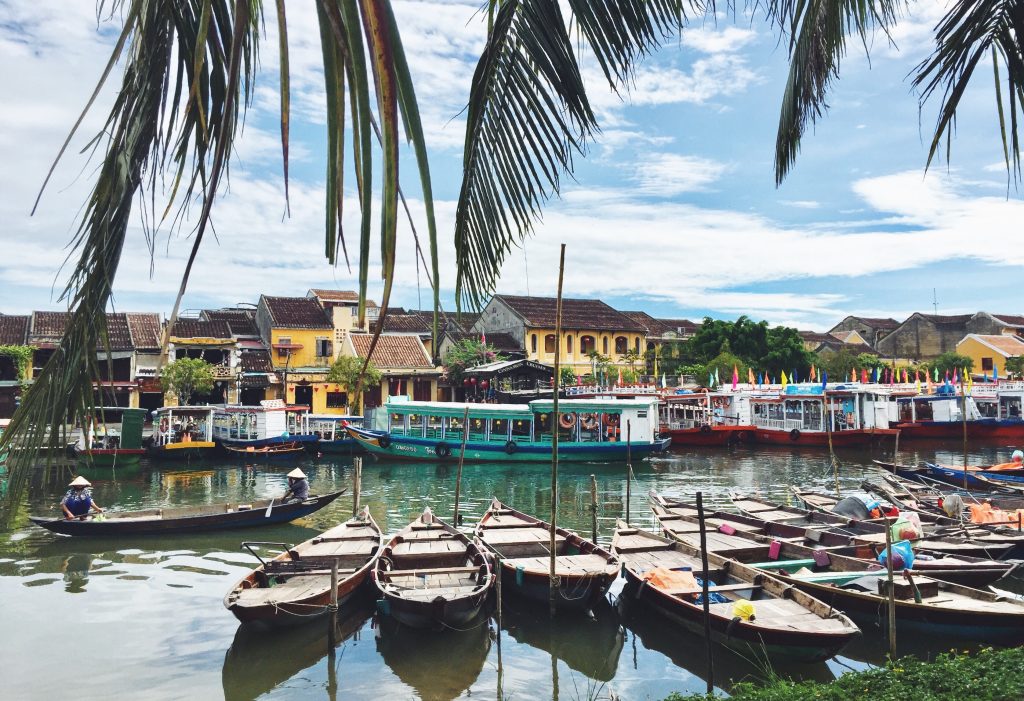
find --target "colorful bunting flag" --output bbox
[861,368,868,384]
[822,371,828,391]
[732,365,739,391]
[810,365,816,382]
[994,364,1000,381]
[781,370,789,388]
[850,368,856,382]
[748,367,755,385]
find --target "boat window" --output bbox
[558,412,578,442]
[976,399,998,418]
[804,401,822,430]
[1000,396,1022,419]
[426,414,444,438]
[913,399,934,421]
[544,334,556,354]
[784,401,802,424]
[469,416,487,440]
[405,413,425,437]
[511,418,531,442]
[534,412,553,442]
[614,336,627,355]
[577,412,600,442]
[490,418,510,441]
[390,412,406,434]
[447,415,464,440]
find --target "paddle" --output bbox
[265,498,275,518]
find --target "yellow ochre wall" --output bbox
[269,328,332,369]
[523,328,646,374]
[956,337,1017,376]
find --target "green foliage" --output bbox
[559,366,578,386]
[684,317,812,377]
[160,358,215,406]
[857,353,884,370]
[929,352,974,377]
[0,346,35,382]
[326,356,382,410]
[704,352,746,387]
[442,339,505,384]
[662,646,1024,701]
[816,349,884,380]
[1005,356,1024,379]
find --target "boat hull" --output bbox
[895,419,1024,441]
[347,427,670,463]
[74,448,145,467]
[927,463,1024,489]
[663,425,755,447]
[378,589,489,629]
[146,441,217,461]
[29,491,345,536]
[219,434,320,450]
[747,428,898,447]
[228,574,368,628]
[497,562,615,611]
[315,438,363,454]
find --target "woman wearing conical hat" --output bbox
[61,476,104,520]
[282,467,310,502]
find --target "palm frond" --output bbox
[454,0,693,311]
[772,0,902,185]
[913,0,1024,181]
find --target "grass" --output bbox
[663,646,1024,701]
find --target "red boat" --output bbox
[746,388,897,447]
[660,392,755,446]
[891,391,1024,441]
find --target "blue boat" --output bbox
[301,414,364,454]
[926,462,1024,489]
[212,402,319,450]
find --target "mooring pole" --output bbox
[352,456,362,516]
[590,474,598,542]
[884,517,897,659]
[328,558,339,649]
[961,373,969,490]
[625,421,632,523]
[453,406,470,525]
[696,491,715,694]
[549,243,566,618]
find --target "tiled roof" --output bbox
[799,331,835,344]
[620,312,698,337]
[495,295,646,332]
[171,319,232,340]
[126,313,162,351]
[349,334,433,369]
[0,315,29,345]
[202,309,260,337]
[990,314,1024,327]
[918,313,973,326]
[240,349,274,373]
[378,314,433,334]
[850,316,900,330]
[658,317,699,332]
[30,311,135,350]
[102,313,134,350]
[308,289,379,308]
[262,296,331,329]
[966,334,1024,357]
[403,309,479,334]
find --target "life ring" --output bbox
[159,418,169,433]
[435,442,451,458]
[378,433,392,449]
[559,413,577,429]
[789,429,801,442]
[504,440,518,455]
[602,413,619,426]
[580,413,598,430]
[699,424,712,434]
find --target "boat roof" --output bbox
[386,401,534,419]
[155,406,217,413]
[306,414,362,421]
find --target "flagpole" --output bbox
[549,243,566,618]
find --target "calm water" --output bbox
[2,441,1022,701]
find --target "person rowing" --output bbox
[282,468,310,502]
[61,476,104,520]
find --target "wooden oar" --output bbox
[265,498,275,518]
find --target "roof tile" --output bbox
[0,315,30,345]
[496,295,646,332]
[262,296,331,329]
[126,313,162,351]
[349,334,433,369]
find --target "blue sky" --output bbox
[1,1,1022,331]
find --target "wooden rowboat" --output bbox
[29,490,346,537]
[646,502,1024,644]
[650,494,1016,588]
[730,493,1013,560]
[224,507,383,627]
[373,508,494,630]
[474,498,618,612]
[612,522,860,663]
[224,442,307,460]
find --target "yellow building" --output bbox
[956,334,1024,377]
[344,333,440,410]
[475,295,648,376]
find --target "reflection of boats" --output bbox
[616,593,838,691]
[224,508,383,626]
[374,508,494,629]
[73,408,147,467]
[612,523,860,663]
[147,406,217,460]
[501,596,624,682]
[475,499,618,612]
[375,612,490,701]
[29,490,345,537]
[222,606,370,701]
[224,442,306,460]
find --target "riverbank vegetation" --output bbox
[664,646,1024,701]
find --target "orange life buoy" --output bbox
[580,413,598,430]
[602,413,619,426]
[559,413,577,429]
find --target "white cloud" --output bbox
[633,154,728,195]
[779,200,821,209]
[680,26,757,55]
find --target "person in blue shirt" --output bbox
[61,476,104,520]
[283,468,310,501]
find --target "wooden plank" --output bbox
[655,583,761,596]
[383,565,480,577]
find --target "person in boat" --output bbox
[282,468,310,502]
[988,450,1024,472]
[61,476,104,520]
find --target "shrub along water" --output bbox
[663,647,1024,701]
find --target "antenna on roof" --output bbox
[933,288,938,315]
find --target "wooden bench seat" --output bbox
[655,582,762,597]
[382,565,482,577]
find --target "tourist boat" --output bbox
[475,499,618,612]
[346,397,671,463]
[611,522,860,662]
[73,407,147,467]
[147,406,217,460]
[888,385,1024,441]
[212,400,319,451]
[28,490,345,536]
[373,507,494,629]
[729,494,1014,560]
[650,494,1016,588]
[745,385,897,446]
[643,504,1024,643]
[301,414,364,454]
[659,393,754,446]
[223,442,307,460]
[224,507,383,627]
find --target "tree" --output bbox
[621,349,642,376]
[704,352,747,387]
[442,339,505,386]
[160,358,215,406]
[929,353,974,379]
[8,0,1022,509]
[326,356,382,413]
[1005,357,1024,379]
[559,366,578,387]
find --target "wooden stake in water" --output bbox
[960,373,969,490]
[453,406,470,525]
[884,517,897,658]
[328,558,339,649]
[352,456,362,516]
[549,243,566,618]
[590,474,598,542]
[825,391,840,498]
[696,491,715,694]
[625,420,632,523]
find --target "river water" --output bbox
[2,442,1022,701]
